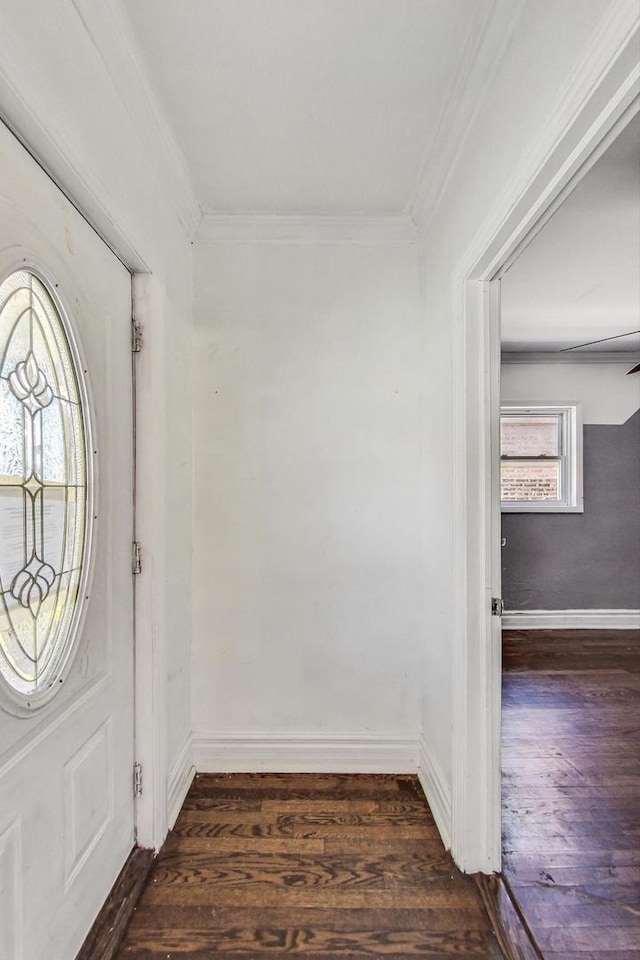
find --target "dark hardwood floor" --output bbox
[502,629,640,960]
[117,773,504,958]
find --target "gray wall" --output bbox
[502,408,640,610]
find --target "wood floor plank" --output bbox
[137,883,483,910]
[121,950,500,960]
[535,925,640,953]
[180,797,263,812]
[127,904,493,931]
[291,823,435,840]
[518,901,640,929]
[260,799,380,813]
[545,954,640,960]
[120,926,501,956]
[502,802,640,825]
[323,838,445,856]
[145,848,464,892]
[172,816,297,839]
[186,773,412,801]
[164,835,327,855]
[503,834,640,855]
[503,848,640,870]
[171,811,436,841]
[280,810,435,826]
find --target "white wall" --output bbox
[0,0,194,844]
[501,361,640,424]
[192,243,425,767]
[418,0,627,847]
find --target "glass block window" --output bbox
[0,270,91,703]
[500,405,583,513]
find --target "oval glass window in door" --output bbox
[0,269,91,704]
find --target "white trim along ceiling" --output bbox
[69,0,527,244]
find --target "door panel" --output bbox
[0,121,134,960]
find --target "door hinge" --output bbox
[491,597,504,617]
[132,540,142,575]
[133,761,143,798]
[132,315,143,353]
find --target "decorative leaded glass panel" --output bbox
[0,270,90,702]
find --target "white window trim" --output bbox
[500,402,584,513]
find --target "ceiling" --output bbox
[123,0,491,219]
[501,112,640,354]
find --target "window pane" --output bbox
[501,459,561,501]
[501,415,559,457]
[0,270,89,701]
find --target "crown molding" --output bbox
[409,0,526,235]
[196,213,420,245]
[502,350,640,364]
[71,0,201,241]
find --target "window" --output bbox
[500,404,583,512]
[0,269,92,705]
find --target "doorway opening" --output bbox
[498,111,640,955]
[451,19,639,882]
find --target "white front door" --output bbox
[0,121,135,960]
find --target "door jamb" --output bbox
[131,274,169,850]
[450,18,639,873]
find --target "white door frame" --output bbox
[131,274,170,850]
[450,14,640,873]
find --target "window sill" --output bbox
[501,503,584,514]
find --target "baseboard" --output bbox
[192,732,419,774]
[75,847,154,960]
[417,736,452,851]
[503,609,640,630]
[167,732,195,829]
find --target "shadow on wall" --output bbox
[502,408,640,610]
